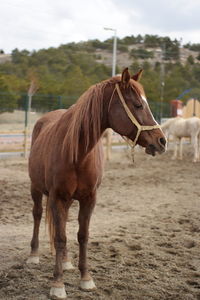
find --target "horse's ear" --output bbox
[132,69,143,81]
[121,68,131,86]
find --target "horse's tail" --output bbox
[31,120,44,147]
[45,196,55,254]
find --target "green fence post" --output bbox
[58,96,62,109]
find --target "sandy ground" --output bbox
[0,146,200,300]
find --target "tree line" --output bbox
[0,34,200,118]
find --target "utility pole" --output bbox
[104,27,117,76]
[24,80,38,158]
[160,42,165,121]
[103,27,117,160]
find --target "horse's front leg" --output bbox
[78,192,96,290]
[179,137,183,160]
[198,134,200,161]
[62,208,75,271]
[49,194,72,299]
[172,137,179,160]
[191,135,198,162]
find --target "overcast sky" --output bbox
[1,0,200,53]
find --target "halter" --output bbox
[115,83,161,148]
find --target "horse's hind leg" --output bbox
[179,138,183,160]
[27,184,43,264]
[78,192,96,290]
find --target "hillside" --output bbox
[0,34,200,120]
[0,54,11,64]
[95,45,199,70]
[0,43,199,68]
[1,33,200,68]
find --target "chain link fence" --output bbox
[0,92,77,155]
[0,91,171,156]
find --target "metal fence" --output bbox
[149,100,171,121]
[0,91,171,156]
[0,90,171,119]
[0,92,78,156]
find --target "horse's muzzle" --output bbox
[145,137,166,156]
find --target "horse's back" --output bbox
[167,117,200,137]
[186,116,200,127]
[185,117,200,136]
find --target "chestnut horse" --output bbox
[27,68,166,299]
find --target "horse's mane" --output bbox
[61,76,121,163]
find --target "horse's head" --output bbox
[108,68,166,156]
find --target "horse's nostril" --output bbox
[159,137,166,146]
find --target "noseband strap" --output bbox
[115,83,161,148]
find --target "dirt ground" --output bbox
[0,146,200,300]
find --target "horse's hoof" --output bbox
[50,285,66,299]
[26,256,39,264]
[62,261,75,271]
[80,279,96,290]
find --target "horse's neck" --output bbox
[78,87,112,152]
[162,118,174,129]
[60,84,113,163]
[162,118,182,131]
[165,118,187,136]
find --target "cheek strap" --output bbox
[115,83,161,148]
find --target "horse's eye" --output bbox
[134,104,143,109]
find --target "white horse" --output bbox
[161,117,200,162]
